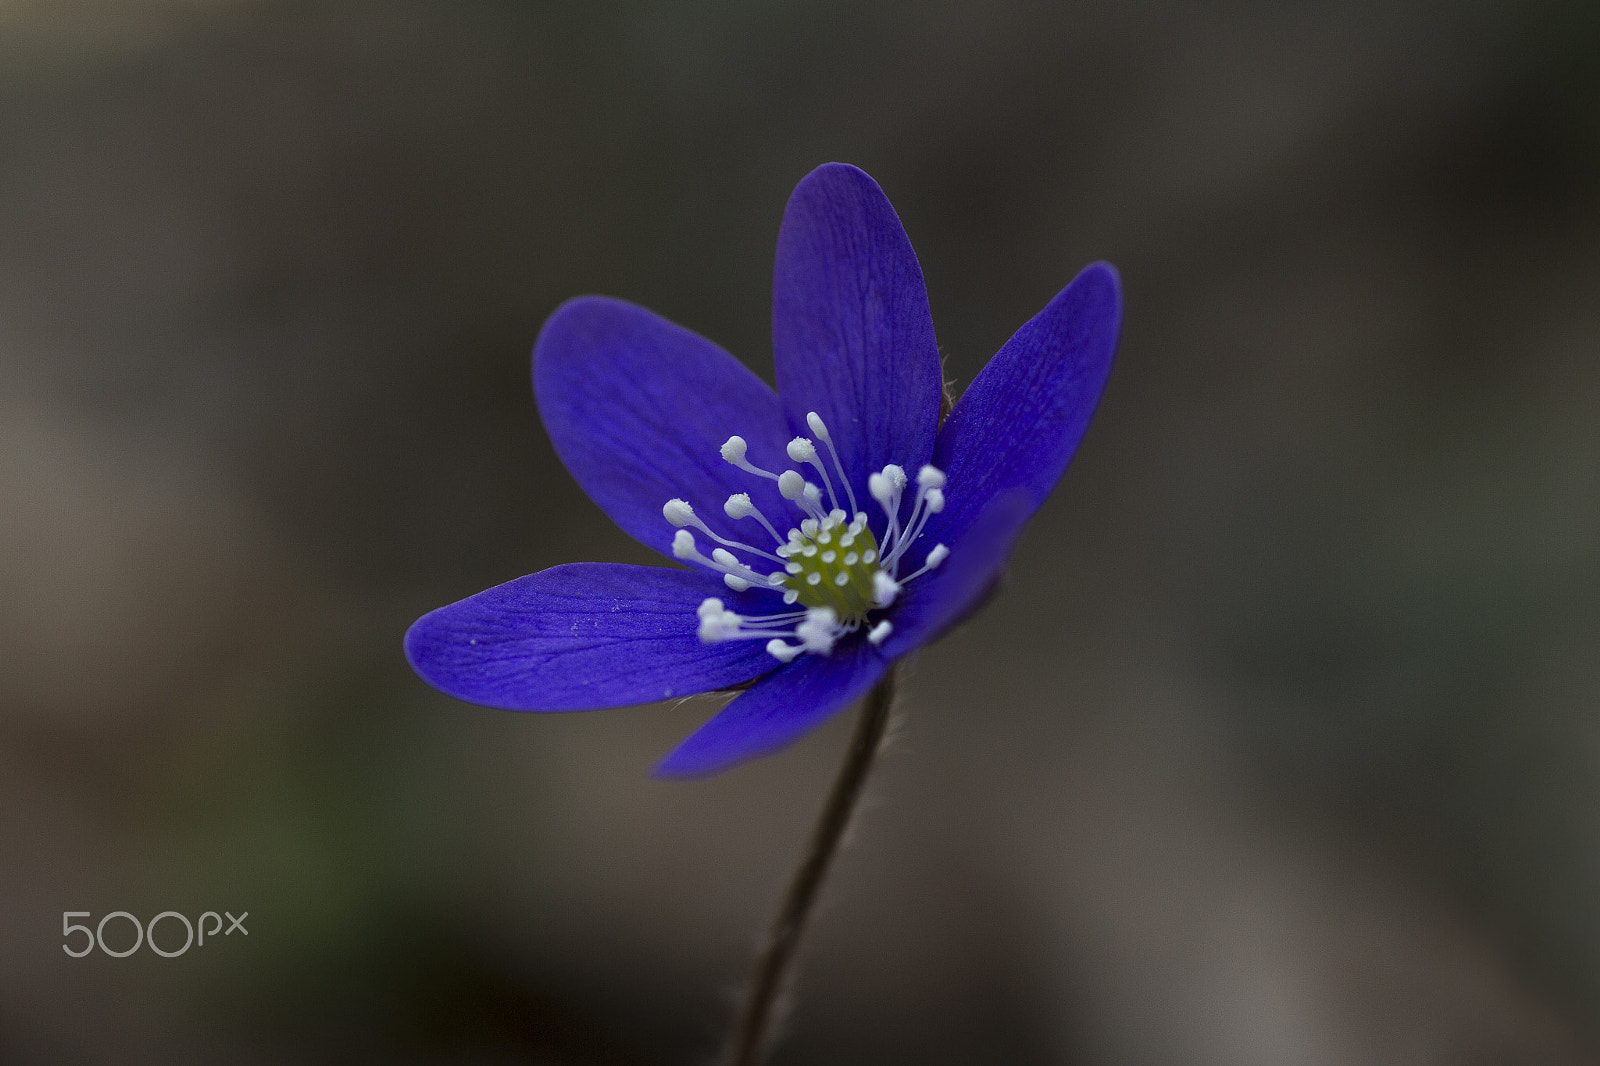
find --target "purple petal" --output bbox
[877,490,1033,660]
[928,262,1121,546]
[534,296,794,561]
[654,639,889,777]
[773,164,942,512]
[405,562,778,711]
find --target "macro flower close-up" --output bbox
[405,162,1121,776]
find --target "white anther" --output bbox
[778,470,806,499]
[802,482,823,508]
[873,570,901,607]
[696,601,743,642]
[785,561,802,574]
[868,472,894,505]
[827,509,846,526]
[672,530,696,559]
[711,548,741,568]
[782,589,800,605]
[925,488,945,513]
[867,620,893,645]
[796,607,840,653]
[917,465,946,491]
[806,411,831,441]
[724,574,751,591]
[883,464,907,491]
[766,639,804,663]
[663,499,696,527]
[787,437,818,463]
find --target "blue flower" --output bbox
[405,163,1121,776]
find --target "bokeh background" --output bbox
[3,0,1599,1062]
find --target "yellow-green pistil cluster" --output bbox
[779,513,881,624]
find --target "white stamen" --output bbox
[807,411,860,515]
[867,620,893,645]
[674,530,784,588]
[789,434,843,512]
[885,464,945,567]
[873,570,901,607]
[766,639,804,663]
[900,543,949,582]
[665,498,783,562]
[778,469,806,500]
[722,435,782,480]
[725,492,784,545]
[796,607,840,652]
[724,574,751,591]
[696,598,811,645]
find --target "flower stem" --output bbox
[721,664,898,1066]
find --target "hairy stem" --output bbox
[720,665,899,1066]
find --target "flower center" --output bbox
[663,411,950,663]
[778,512,881,623]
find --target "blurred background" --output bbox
[2,0,1598,1062]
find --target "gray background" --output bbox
[2,0,1598,1062]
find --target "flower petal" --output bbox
[534,296,793,561]
[773,163,942,511]
[877,489,1033,661]
[928,262,1121,545]
[654,639,889,777]
[405,563,778,711]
